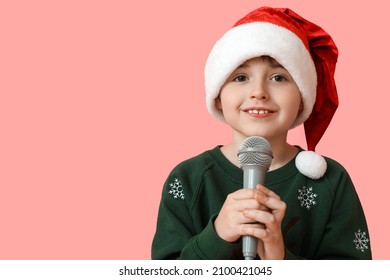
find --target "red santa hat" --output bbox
[205,7,339,179]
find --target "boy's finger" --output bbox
[256,184,281,200]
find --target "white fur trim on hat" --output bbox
[205,22,317,128]
[295,151,327,179]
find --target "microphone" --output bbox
[237,136,273,260]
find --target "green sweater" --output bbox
[152,146,372,260]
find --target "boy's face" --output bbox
[216,56,302,142]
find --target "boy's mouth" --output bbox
[243,107,275,115]
[247,109,271,115]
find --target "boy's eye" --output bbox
[233,74,248,82]
[271,74,287,82]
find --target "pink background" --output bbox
[1,0,389,259]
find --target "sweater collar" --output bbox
[208,145,302,185]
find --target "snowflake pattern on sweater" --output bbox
[168,178,185,200]
[297,186,318,210]
[354,229,370,253]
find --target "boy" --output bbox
[152,6,372,260]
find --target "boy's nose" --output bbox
[249,82,269,100]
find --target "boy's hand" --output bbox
[242,184,287,260]
[214,188,269,243]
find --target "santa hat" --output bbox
[205,7,339,179]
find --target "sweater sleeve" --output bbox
[285,160,372,260]
[313,167,372,259]
[284,160,372,260]
[151,171,239,260]
[180,215,241,259]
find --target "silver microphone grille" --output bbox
[237,136,273,167]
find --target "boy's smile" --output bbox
[216,56,302,143]
[243,107,275,118]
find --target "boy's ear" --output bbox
[295,100,304,122]
[215,97,222,110]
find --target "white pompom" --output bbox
[295,151,327,179]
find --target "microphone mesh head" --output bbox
[237,136,273,167]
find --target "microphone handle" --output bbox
[242,165,267,260]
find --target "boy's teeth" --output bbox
[248,109,268,114]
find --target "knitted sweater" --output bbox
[152,146,372,259]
